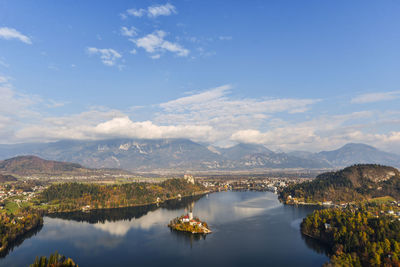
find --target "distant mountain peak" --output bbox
[0,139,398,171]
[341,143,377,150]
[318,143,400,168]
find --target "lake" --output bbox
[0,191,329,267]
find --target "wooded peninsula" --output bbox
[279,164,400,266]
[0,178,208,255]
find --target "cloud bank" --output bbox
[1,78,400,153]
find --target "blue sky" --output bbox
[0,0,400,152]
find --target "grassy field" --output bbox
[5,201,19,214]
[3,197,35,215]
[366,196,395,204]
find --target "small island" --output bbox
[168,214,211,234]
[30,251,78,267]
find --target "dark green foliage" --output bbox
[39,179,205,212]
[0,208,43,253]
[47,194,203,223]
[41,183,100,201]
[280,164,400,203]
[302,207,400,266]
[30,251,78,267]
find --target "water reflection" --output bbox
[36,218,127,250]
[0,195,205,259]
[194,192,281,225]
[301,234,331,256]
[0,191,330,267]
[41,195,206,245]
[47,195,203,224]
[169,228,207,248]
[0,224,43,258]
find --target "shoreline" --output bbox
[168,225,212,234]
[0,216,43,255]
[1,190,212,256]
[44,190,211,216]
[168,216,212,234]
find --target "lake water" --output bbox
[0,191,329,267]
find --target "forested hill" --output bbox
[0,155,131,178]
[0,155,84,175]
[279,164,400,203]
[39,178,206,212]
[0,174,17,182]
[301,206,400,266]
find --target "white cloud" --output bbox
[160,85,231,111]
[228,111,400,152]
[351,91,400,104]
[2,76,400,153]
[126,8,146,17]
[3,91,400,153]
[381,131,400,143]
[125,3,176,18]
[0,86,39,118]
[231,128,317,148]
[87,47,122,66]
[15,115,216,143]
[120,26,137,37]
[15,109,126,142]
[158,85,318,120]
[7,83,381,152]
[147,3,176,18]
[155,85,320,147]
[93,117,214,141]
[0,81,45,141]
[133,30,189,57]
[130,49,137,55]
[0,27,32,44]
[133,31,165,53]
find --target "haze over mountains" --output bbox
[0,139,399,172]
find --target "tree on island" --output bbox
[30,251,78,267]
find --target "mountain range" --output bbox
[0,139,399,172]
